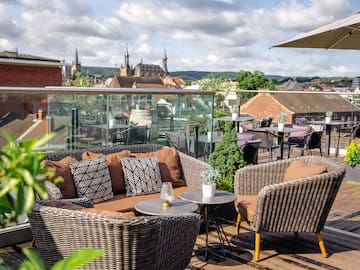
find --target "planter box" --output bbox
[344,164,360,182]
[0,222,33,248]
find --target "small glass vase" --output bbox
[160,182,174,207]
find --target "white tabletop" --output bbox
[180,189,236,205]
[135,198,198,216]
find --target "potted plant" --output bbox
[231,105,239,120]
[278,112,287,131]
[200,169,220,198]
[325,111,333,124]
[0,132,104,269]
[344,141,360,181]
[108,110,116,127]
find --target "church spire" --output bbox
[74,48,80,65]
[71,47,81,79]
[124,44,130,68]
[162,49,168,75]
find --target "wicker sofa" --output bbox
[233,155,346,261]
[42,144,211,211]
[29,144,210,269]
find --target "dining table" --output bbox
[251,126,304,160]
[309,120,351,156]
[216,115,255,132]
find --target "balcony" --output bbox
[0,87,359,269]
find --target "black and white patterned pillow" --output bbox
[121,156,162,196]
[69,155,114,203]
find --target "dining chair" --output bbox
[284,125,312,158]
[165,131,187,153]
[114,125,150,145]
[291,130,323,156]
[240,139,261,165]
[260,116,273,127]
[247,129,279,162]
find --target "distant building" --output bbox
[119,46,169,77]
[352,77,360,89]
[111,46,183,89]
[0,50,63,145]
[0,50,62,87]
[282,79,304,91]
[240,92,360,123]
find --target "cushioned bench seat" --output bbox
[95,186,194,212]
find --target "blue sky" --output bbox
[1,0,360,77]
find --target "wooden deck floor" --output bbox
[1,181,358,269]
[1,147,359,269]
[190,181,360,270]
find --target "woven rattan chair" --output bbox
[29,200,201,270]
[234,156,345,261]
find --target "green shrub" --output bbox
[208,122,245,192]
[344,141,360,167]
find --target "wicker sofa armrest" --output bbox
[29,203,201,270]
[178,151,212,188]
[37,198,94,208]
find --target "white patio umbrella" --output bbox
[273,12,360,50]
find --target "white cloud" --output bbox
[0,0,359,76]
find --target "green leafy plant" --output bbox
[344,141,360,167]
[216,176,234,192]
[208,122,245,192]
[0,132,60,226]
[0,132,105,269]
[200,169,220,185]
[19,248,105,270]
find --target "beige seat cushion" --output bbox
[94,186,194,212]
[234,195,258,223]
[41,156,78,199]
[283,159,327,182]
[82,150,132,194]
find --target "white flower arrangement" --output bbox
[325,111,333,117]
[278,112,287,122]
[200,169,220,185]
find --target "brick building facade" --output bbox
[0,51,62,87]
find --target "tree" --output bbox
[200,74,233,107]
[66,71,92,87]
[208,122,245,191]
[236,70,274,99]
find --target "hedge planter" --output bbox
[344,164,360,182]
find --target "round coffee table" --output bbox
[180,189,236,261]
[135,198,198,216]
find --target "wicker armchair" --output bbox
[234,156,345,261]
[29,200,201,270]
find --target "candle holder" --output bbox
[160,182,174,207]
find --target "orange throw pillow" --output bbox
[82,150,131,194]
[283,159,327,182]
[41,156,78,199]
[132,147,185,187]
